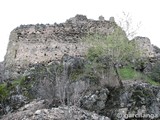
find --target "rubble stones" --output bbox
[2,99,110,120]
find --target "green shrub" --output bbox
[149,61,160,83]
[0,84,9,100]
[69,69,83,81]
[87,47,103,62]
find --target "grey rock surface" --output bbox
[2,99,110,120]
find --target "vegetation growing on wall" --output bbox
[0,76,34,102]
[0,84,9,101]
[83,27,139,87]
[149,61,160,83]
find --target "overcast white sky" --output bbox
[0,0,159,61]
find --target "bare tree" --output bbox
[117,11,141,40]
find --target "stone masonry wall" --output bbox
[132,36,155,57]
[4,15,116,73]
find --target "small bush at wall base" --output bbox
[149,61,160,83]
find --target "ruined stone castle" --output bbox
[4,15,116,69]
[132,36,155,57]
[3,15,156,78]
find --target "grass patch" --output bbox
[12,76,26,86]
[119,66,160,86]
[119,67,139,80]
[146,78,160,86]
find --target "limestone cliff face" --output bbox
[4,15,116,78]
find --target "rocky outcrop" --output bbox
[153,45,160,56]
[2,99,110,120]
[0,62,4,83]
[0,54,120,116]
[80,80,160,120]
[80,88,109,112]
[2,53,160,119]
[1,81,160,120]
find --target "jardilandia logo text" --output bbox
[117,113,158,119]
